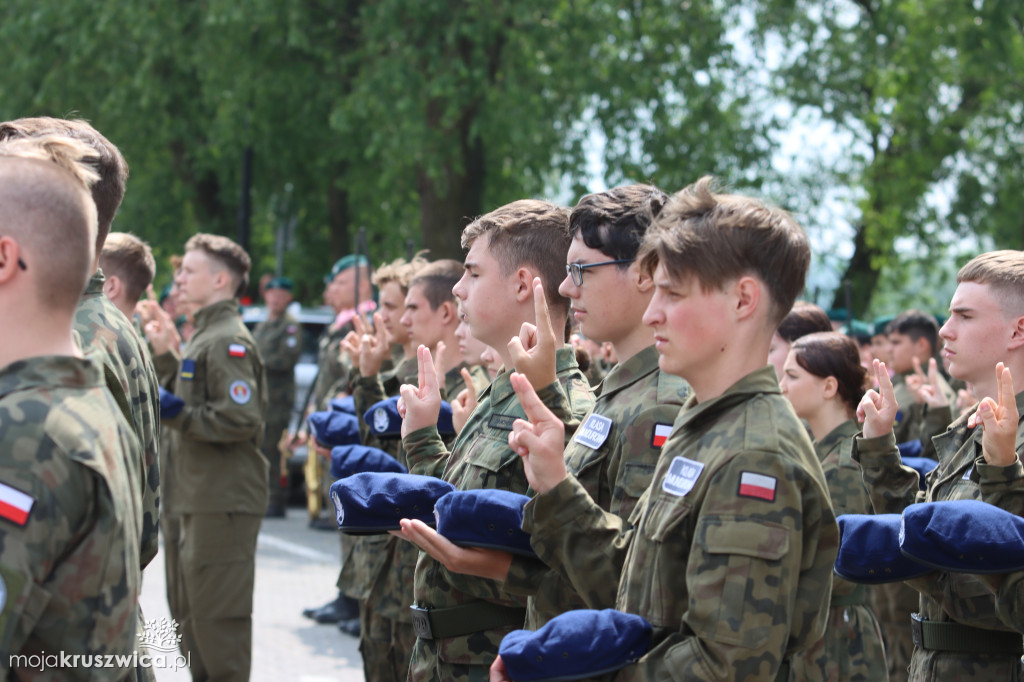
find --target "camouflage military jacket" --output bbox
[854,391,1024,681]
[505,346,688,628]
[0,356,142,679]
[75,270,160,569]
[252,312,301,424]
[155,299,268,515]
[402,346,594,679]
[525,366,838,681]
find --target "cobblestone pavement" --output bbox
[140,508,366,681]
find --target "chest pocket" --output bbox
[448,428,525,493]
[623,493,694,626]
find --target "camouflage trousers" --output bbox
[408,636,493,682]
[871,581,918,682]
[359,601,416,682]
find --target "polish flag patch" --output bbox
[652,424,672,448]
[738,472,777,502]
[228,344,247,358]
[0,482,34,526]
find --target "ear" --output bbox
[822,375,839,401]
[213,268,231,292]
[0,237,23,285]
[913,336,931,359]
[513,267,534,304]
[634,266,654,294]
[439,300,456,325]
[104,274,121,299]
[1008,316,1024,350]
[733,276,761,321]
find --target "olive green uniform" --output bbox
[503,346,688,628]
[402,346,594,682]
[252,312,302,509]
[525,366,838,681]
[155,299,268,682]
[854,391,1024,681]
[0,356,142,681]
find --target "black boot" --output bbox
[302,595,341,622]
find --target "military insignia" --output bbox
[332,491,344,526]
[662,456,704,497]
[229,380,252,405]
[738,472,777,502]
[574,414,612,449]
[181,359,196,380]
[228,343,247,358]
[373,407,390,433]
[652,423,672,448]
[0,482,34,527]
[287,325,297,334]
[488,414,518,431]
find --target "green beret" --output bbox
[826,308,850,323]
[845,319,873,340]
[324,255,369,284]
[265,276,294,291]
[872,314,897,336]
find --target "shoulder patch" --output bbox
[180,359,196,380]
[662,456,704,497]
[574,413,613,450]
[228,343,247,358]
[0,482,34,527]
[652,423,672,448]
[229,380,252,405]
[738,472,777,502]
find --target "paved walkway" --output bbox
[140,509,366,681]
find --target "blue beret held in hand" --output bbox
[329,472,455,534]
[434,489,535,558]
[835,513,933,584]
[901,499,1024,573]
[330,444,408,479]
[308,410,361,448]
[158,386,185,419]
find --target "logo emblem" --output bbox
[373,407,390,433]
[332,491,344,525]
[229,381,252,405]
[137,617,183,653]
[662,456,704,497]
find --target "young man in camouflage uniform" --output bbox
[149,234,267,682]
[99,232,157,324]
[397,199,596,682]
[497,177,838,681]
[0,140,143,678]
[857,250,1024,681]
[253,276,302,518]
[0,117,161,574]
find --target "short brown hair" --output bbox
[461,200,571,312]
[638,176,810,327]
[100,232,156,307]
[777,301,833,343]
[957,251,1024,317]
[184,233,251,299]
[409,259,463,310]
[791,332,868,413]
[372,253,429,293]
[0,117,128,252]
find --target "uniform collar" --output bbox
[674,365,780,432]
[193,299,241,328]
[0,354,103,401]
[599,345,660,397]
[815,419,859,454]
[82,269,105,297]
[487,345,580,405]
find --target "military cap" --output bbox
[158,386,185,419]
[324,254,369,284]
[845,318,873,340]
[900,455,939,490]
[265,276,293,291]
[900,500,1024,573]
[364,396,455,438]
[329,395,357,415]
[329,472,455,534]
[330,444,408,480]
[872,314,897,336]
[834,513,933,584]
[434,489,536,557]
[826,308,849,324]
[308,410,361,448]
[499,609,653,681]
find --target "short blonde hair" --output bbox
[957,250,1024,317]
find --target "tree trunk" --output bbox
[832,223,882,317]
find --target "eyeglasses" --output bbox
[565,259,634,287]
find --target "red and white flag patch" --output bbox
[652,424,672,448]
[738,472,777,502]
[0,482,34,526]
[228,344,247,358]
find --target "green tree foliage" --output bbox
[753,0,1024,315]
[0,0,774,302]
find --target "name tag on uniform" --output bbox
[488,414,518,431]
[574,414,613,450]
[662,456,704,497]
[181,359,196,380]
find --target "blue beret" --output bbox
[901,500,1024,573]
[329,396,357,415]
[500,609,652,681]
[901,456,939,490]
[158,386,185,419]
[835,513,933,584]
[434,489,536,557]
[329,472,455,534]
[897,439,923,458]
[363,396,455,438]
[330,444,408,479]
[308,410,361,448]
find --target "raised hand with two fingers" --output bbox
[857,359,901,439]
[967,362,1020,467]
[507,372,567,494]
[397,345,442,439]
[508,278,558,390]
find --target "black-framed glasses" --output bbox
[565,259,634,287]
